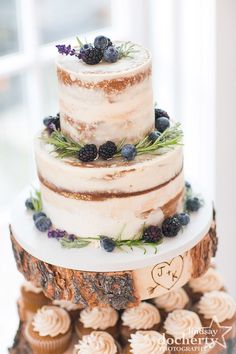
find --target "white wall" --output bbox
[215,0,236,296]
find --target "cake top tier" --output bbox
[56,38,154,145]
[56,41,151,78]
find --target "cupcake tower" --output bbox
[7,35,233,353]
[10,267,236,353]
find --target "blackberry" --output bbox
[155,117,170,133]
[142,226,163,243]
[35,216,52,232]
[162,217,182,237]
[107,38,113,47]
[186,197,201,212]
[94,35,109,50]
[148,130,161,142]
[25,198,34,211]
[175,213,190,226]
[78,144,98,162]
[155,108,170,120]
[103,46,119,63]
[121,144,137,161]
[80,46,103,65]
[33,212,46,222]
[100,236,116,252]
[99,141,117,160]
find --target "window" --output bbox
[0,0,112,210]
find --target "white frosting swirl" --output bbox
[198,291,236,323]
[154,288,189,312]
[52,300,81,311]
[129,331,167,354]
[80,307,118,330]
[22,281,43,294]
[189,268,223,293]
[122,302,160,330]
[164,309,202,339]
[32,306,71,337]
[74,331,117,354]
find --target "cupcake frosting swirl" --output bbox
[198,291,236,323]
[22,281,43,294]
[80,306,118,330]
[129,330,167,354]
[32,306,70,337]
[164,309,202,339]
[122,302,160,330]
[189,268,223,293]
[52,300,81,311]
[74,331,117,354]
[154,288,189,312]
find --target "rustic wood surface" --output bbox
[10,221,217,310]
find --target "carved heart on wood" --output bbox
[151,255,184,291]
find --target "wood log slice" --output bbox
[10,222,217,310]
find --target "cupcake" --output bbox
[153,288,190,319]
[124,330,169,354]
[19,281,51,321]
[197,290,236,345]
[75,306,119,339]
[73,331,121,353]
[120,302,161,343]
[25,305,72,354]
[52,299,82,321]
[186,268,224,303]
[163,309,204,353]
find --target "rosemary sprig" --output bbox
[60,232,162,254]
[41,123,183,160]
[117,41,138,59]
[30,189,42,212]
[41,130,83,159]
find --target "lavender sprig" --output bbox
[55,44,77,57]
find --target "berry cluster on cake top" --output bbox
[56,35,137,65]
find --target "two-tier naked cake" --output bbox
[10,35,234,354]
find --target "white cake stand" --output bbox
[11,186,213,272]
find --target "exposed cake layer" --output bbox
[35,137,184,239]
[56,42,154,145]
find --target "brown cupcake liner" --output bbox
[21,287,51,313]
[25,323,72,354]
[74,319,119,340]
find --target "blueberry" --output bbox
[103,46,119,63]
[35,216,52,232]
[185,181,192,189]
[121,144,137,161]
[100,236,116,252]
[155,117,170,133]
[33,212,46,222]
[25,198,34,211]
[94,35,109,50]
[43,116,55,127]
[148,131,162,142]
[175,213,190,226]
[186,197,201,212]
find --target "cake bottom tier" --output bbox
[10,221,217,310]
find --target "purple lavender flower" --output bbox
[56,44,76,56]
[48,229,67,240]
